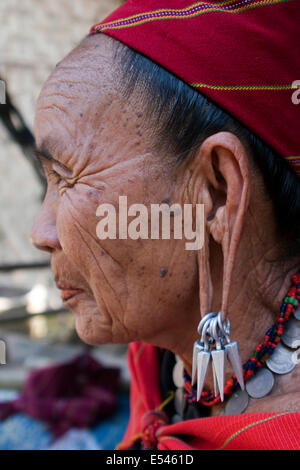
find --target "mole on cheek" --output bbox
[160,268,168,278]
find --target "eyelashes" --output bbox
[48,169,75,191]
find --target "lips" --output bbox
[60,289,83,302]
[55,281,84,302]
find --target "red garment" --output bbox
[116,342,300,450]
[91,0,300,177]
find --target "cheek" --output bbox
[56,185,130,318]
[118,240,199,339]
[57,186,101,271]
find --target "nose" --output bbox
[30,196,61,253]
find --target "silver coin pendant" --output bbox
[266,343,296,375]
[281,317,300,349]
[245,368,274,399]
[225,389,249,415]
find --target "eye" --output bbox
[49,169,64,185]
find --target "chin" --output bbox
[73,302,113,346]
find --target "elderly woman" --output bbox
[31,0,300,450]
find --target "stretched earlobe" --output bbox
[197,223,213,319]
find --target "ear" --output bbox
[188,131,250,320]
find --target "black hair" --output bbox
[114,41,300,258]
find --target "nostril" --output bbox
[30,218,61,253]
[32,242,54,254]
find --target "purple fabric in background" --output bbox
[0,352,120,436]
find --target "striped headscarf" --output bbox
[90,0,300,177]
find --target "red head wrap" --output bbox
[90,0,300,177]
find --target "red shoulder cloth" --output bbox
[117,342,300,450]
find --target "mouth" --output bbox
[60,289,84,302]
[55,281,85,304]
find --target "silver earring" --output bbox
[192,311,244,402]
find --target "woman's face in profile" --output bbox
[31,35,199,349]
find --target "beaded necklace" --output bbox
[183,272,300,406]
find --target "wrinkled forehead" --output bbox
[34,35,121,148]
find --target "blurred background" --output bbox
[0,0,130,450]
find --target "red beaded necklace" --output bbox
[183,272,300,406]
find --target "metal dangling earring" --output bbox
[192,312,215,387]
[191,311,244,402]
[210,315,226,402]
